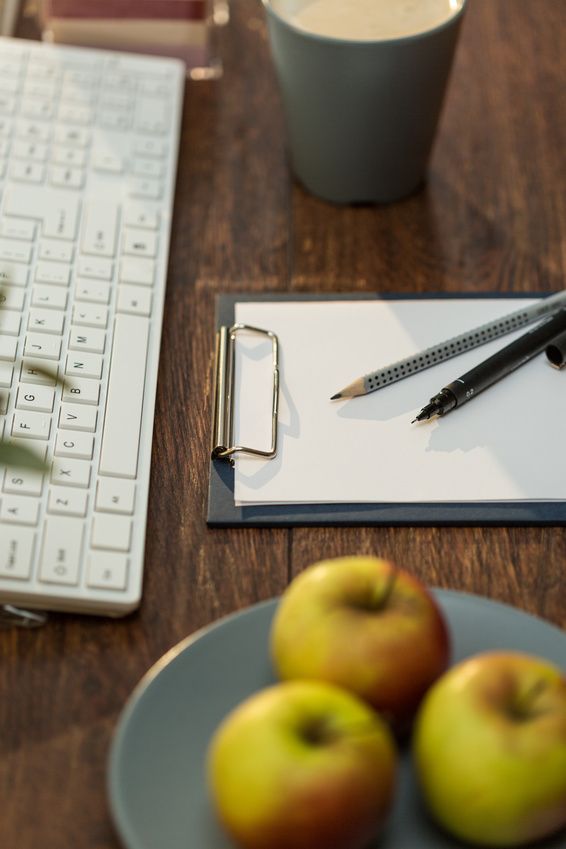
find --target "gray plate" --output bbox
[108,589,566,849]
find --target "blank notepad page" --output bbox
[232,299,566,505]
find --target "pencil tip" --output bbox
[330,393,342,400]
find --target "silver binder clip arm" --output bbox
[212,323,279,462]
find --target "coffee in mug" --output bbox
[271,0,465,42]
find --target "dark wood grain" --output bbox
[3,2,565,847]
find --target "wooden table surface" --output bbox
[4,1,566,847]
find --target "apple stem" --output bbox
[511,679,548,721]
[300,718,385,746]
[373,567,398,611]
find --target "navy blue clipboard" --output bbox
[207,292,566,527]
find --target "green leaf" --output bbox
[0,442,48,471]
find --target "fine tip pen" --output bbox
[412,309,566,423]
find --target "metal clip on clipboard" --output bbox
[211,324,279,463]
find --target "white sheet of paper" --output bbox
[232,299,566,504]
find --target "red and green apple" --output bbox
[270,556,450,733]
[413,650,566,846]
[207,679,397,849]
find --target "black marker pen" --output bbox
[413,309,566,422]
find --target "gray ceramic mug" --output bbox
[263,0,467,204]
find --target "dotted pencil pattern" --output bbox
[366,309,535,391]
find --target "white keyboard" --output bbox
[0,36,184,615]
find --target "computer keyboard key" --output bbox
[99,314,149,478]
[0,93,16,114]
[119,257,155,286]
[38,239,75,263]
[35,261,72,286]
[0,361,13,387]
[49,165,85,190]
[20,359,59,385]
[65,352,103,379]
[58,402,98,431]
[122,229,158,258]
[0,117,14,135]
[96,478,135,514]
[32,285,68,310]
[75,281,111,305]
[0,78,18,95]
[28,309,66,335]
[23,81,56,101]
[92,151,124,174]
[0,337,18,360]
[0,218,36,240]
[16,385,55,413]
[0,528,35,579]
[123,204,159,230]
[55,430,94,460]
[10,161,45,184]
[58,104,93,126]
[16,120,51,142]
[63,69,97,87]
[72,304,108,328]
[53,125,90,147]
[99,92,132,111]
[91,514,132,551]
[3,464,44,497]
[24,333,62,360]
[81,202,119,258]
[39,518,83,585]
[62,377,100,405]
[77,257,113,281]
[12,141,48,164]
[21,99,53,121]
[0,310,21,335]
[133,158,163,179]
[0,287,25,310]
[51,458,92,488]
[129,177,162,200]
[0,495,40,525]
[50,146,86,168]
[87,552,128,591]
[48,486,89,517]
[0,265,29,287]
[12,410,52,440]
[117,286,152,317]
[0,238,33,263]
[68,327,106,354]
[27,60,58,81]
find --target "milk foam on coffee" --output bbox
[270,0,464,41]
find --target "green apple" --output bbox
[207,679,397,849]
[413,650,566,846]
[270,556,450,734]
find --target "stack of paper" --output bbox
[40,0,216,68]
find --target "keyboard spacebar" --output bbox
[99,315,149,478]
